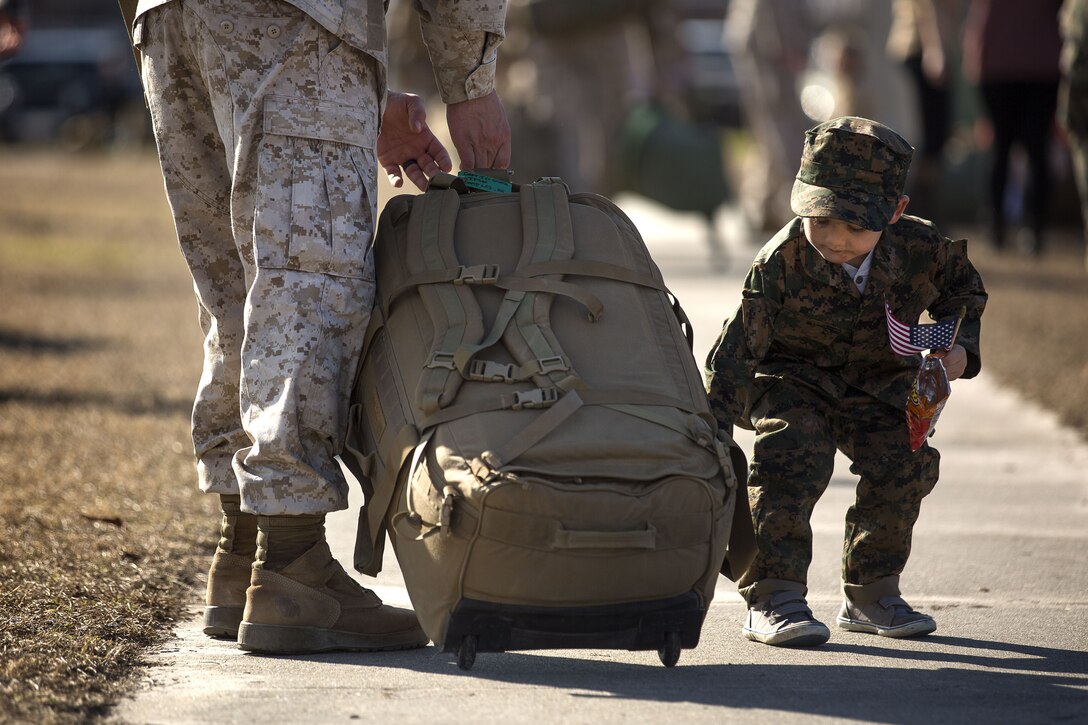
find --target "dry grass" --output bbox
[961,230,1088,434]
[0,149,216,723]
[0,148,1084,723]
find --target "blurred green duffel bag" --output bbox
[619,103,729,218]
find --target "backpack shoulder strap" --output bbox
[498,179,583,392]
[407,187,486,415]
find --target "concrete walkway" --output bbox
[114,198,1088,724]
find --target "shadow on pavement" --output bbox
[255,636,1087,723]
[0,388,192,416]
[828,634,1088,675]
[0,328,106,354]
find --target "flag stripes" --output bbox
[885,302,957,356]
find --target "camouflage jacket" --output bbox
[705,216,987,430]
[131,0,506,103]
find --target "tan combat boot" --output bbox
[203,494,257,639]
[203,551,251,638]
[237,540,428,654]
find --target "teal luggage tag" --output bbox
[458,171,514,193]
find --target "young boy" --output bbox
[705,116,987,647]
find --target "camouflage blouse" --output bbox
[705,216,988,431]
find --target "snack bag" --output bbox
[905,353,951,451]
[886,303,965,451]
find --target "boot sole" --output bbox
[743,623,830,647]
[203,605,244,639]
[237,621,430,655]
[837,616,936,638]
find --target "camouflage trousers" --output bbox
[737,380,940,602]
[136,0,381,514]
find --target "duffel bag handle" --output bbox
[428,169,518,194]
[552,525,656,550]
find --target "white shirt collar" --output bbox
[842,249,875,293]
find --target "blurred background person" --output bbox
[385,0,443,98]
[514,0,703,197]
[0,0,28,59]
[520,0,647,194]
[520,0,734,263]
[887,0,965,225]
[808,23,869,119]
[964,0,1063,255]
[383,0,736,267]
[726,0,816,235]
[1059,0,1088,269]
[801,1,917,132]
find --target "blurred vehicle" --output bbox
[0,25,149,148]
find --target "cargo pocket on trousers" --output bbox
[297,274,377,452]
[746,376,782,426]
[253,94,378,280]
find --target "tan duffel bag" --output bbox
[343,173,751,669]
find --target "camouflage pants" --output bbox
[136,0,380,514]
[737,380,940,601]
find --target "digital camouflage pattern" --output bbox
[413,0,507,103]
[138,0,378,514]
[135,0,504,515]
[790,116,914,232]
[706,213,986,598]
[737,383,940,596]
[132,0,508,104]
[706,216,986,431]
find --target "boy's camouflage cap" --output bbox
[791,116,914,231]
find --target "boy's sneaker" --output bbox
[237,540,429,654]
[837,595,936,638]
[743,590,831,647]
[202,550,251,639]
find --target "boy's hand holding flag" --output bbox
[885,302,966,451]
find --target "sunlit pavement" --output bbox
[114,196,1088,725]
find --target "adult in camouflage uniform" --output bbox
[725,0,816,234]
[127,0,510,654]
[705,117,987,647]
[1059,0,1088,268]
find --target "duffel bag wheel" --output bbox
[457,634,478,671]
[658,631,681,668]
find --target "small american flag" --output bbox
[885,302,958,356]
